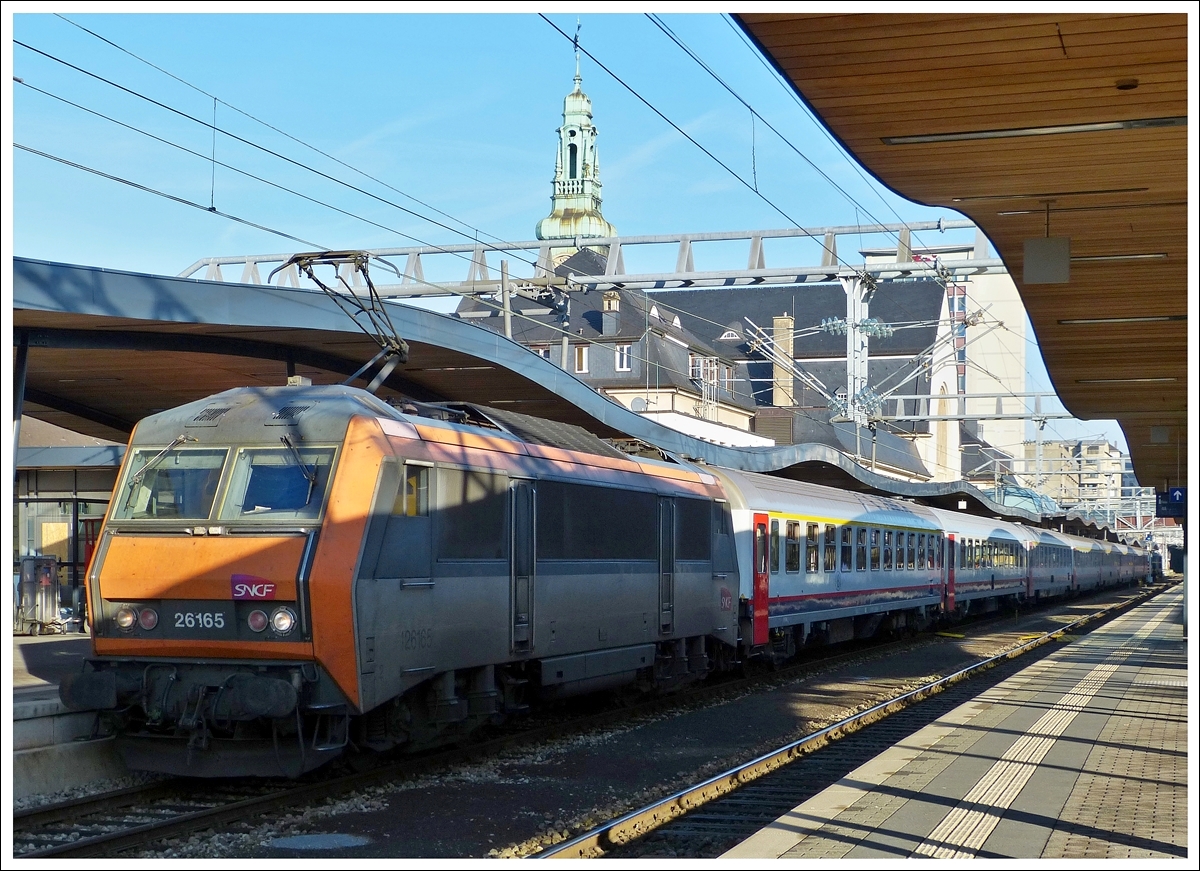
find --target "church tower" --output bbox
[535,57,617,242]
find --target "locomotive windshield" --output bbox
[112,448,228,520]
[219,446,336,522]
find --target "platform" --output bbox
[724,586,1188,860]
[11,630,129,800]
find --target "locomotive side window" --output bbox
[115,447,228,520]
[824,525,836,572]
[712,501,737,573]
[870,528,880,571]
[537,481,656,561]
[436,468,508,560]
[805,523,819,573]
[855,527,867,571]
[840,527,852,572]
[675,498,711,561]
[393,464,429,517]
[785,521,800,573]
[220,446,335,521]
[770,520,781,574]
[882,530,893,570]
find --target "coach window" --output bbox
[917,534,926,571]
[824,525,837,572]
[935,534,943,569]
[855,527,867,571]
[882,530,893,570]
[840,527,853,572]
[870,529,880,571]
[785,521,800,573]
[770,520,780,574]
[805,523,819,573]
[928,535,937,569]
[907,532,916,570]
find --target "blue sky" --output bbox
[5,8,1129,450]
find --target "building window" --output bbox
[574,345,588,374]
[615,344,632,372]
[532,346,551,360]
[689,353,701,379]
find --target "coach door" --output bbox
[658,497,675,635]
[945,533,956,612]
[752,513,769,645]
[511,480,535,653]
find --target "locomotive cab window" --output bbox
[114,447,228,520]
[220,446,336,522]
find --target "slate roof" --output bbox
[648,280,947,360]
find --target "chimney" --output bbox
[772,313,794,407]
[602,291,620,336]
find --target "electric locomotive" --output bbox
[61,383,738,776]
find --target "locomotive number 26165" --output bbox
[401,627,433,650]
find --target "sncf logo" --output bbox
[231,574,277,600]
[719,587,733,612]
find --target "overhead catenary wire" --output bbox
[13,38,549,279]
[51,13,551,271]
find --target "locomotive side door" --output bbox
[659,497,675,635]
[511,479,535,653]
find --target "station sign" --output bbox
[1155,487,1186,519]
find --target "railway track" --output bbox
[13,583,1165,858]
[536,581,1174,859]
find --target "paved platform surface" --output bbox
[724,586,1189,860]
[12,631,92,697]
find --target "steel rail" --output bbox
[534,581,1173,858]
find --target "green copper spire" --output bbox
[535,62,617,242]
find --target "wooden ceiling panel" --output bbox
[737,12,1188,490]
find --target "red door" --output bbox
[752,514,769,645]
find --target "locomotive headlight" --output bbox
[270,607,296,635]
[248,609,268,633]
[137,608,159,630]
[114,606,137,631]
